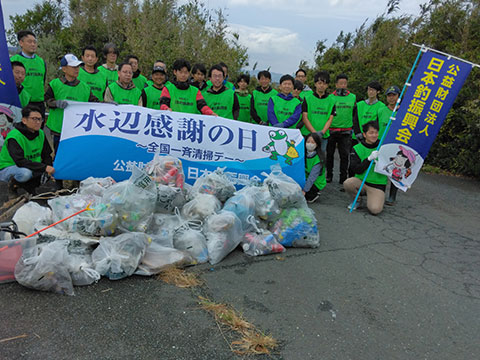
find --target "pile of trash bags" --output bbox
[7,155,319,295]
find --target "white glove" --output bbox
[55,100,69,109]
[368,150,379,161]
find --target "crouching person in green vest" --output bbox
[303,132,326,203]
[267,75,302,128]
[343,120,387,215]
[45,54,99,153]
[104,62,142,106]
[0,105,54,197]
[159,59,215,115]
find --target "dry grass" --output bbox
[198,296,278,355]
[157,267,203,288]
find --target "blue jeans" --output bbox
[0,166,33,183]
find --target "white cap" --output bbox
[59,54,83,69]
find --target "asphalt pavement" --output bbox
[1,171,479,360]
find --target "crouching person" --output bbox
[343,120,386,215]
[303,132,327,203]
[0,105,54,196]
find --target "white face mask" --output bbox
[306,143,317,152]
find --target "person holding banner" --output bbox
[0,105,54,197]
[378,85,401,205]
[250,70,278,125]
[141,64,167,110]
[353,81,386,143]
[203,64,239,120]
[343,120,387,215]
[78,45,108,101]
[10,31,47,118]
[159,59,215,116]
[45,54,99,152]
[103,62,142,106]
[267,74,302,128]
[300,71,336,153]
[98,43,119,86]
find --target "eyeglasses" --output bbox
[28,117,42,122]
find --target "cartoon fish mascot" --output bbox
[262,129,299,165]
[384,145,416,185]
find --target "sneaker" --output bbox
[385,197,396,206]
[307,194,320,203]
[347,197,363,210]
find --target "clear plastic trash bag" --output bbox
[135,242,194,276]
[204,210,242,265]
[270,207,319,248]
[181,193,221,221]
[263,164,306,209]
[190,168,236,202]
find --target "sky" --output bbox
[1,0,422,74]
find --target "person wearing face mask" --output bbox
[343,120,387,215]
[159,59,215,115]
[302,132,326,203]
[103,62,142,105]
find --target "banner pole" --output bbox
[348,44,426,213]
[412,43,480,68]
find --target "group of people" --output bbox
[0,30,402,215]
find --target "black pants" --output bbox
[305,185,320,201]
[326,132,351,182]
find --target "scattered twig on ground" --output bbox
[0,334,28,343]
[157,267,203,288]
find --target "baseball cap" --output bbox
[152,65,166,74]
[59,54,83,69]
[385,85,401,95]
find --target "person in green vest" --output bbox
[141,64,167,110]
[292,80,304,100]
[295,68,313,99]
[303,132,326,203]
[203,64,239,120]
[267,74,302,128]
[45,54,98,152]
[0,105,54,196]
[235,74,252,123]
[250,70,278,125]
[125,55,148,90]
[379,85,401,206]
[98,43,119,86]
[353,81,386,144]
[190,63,207,91]
[104,62,142,106]
[11,61,31,109]
[206,62,235,90]
[301,71,336,153]
[78,45,108,101]
[159,59,215,115]
[146,59,168,87]
[10,30,47,118]
[343,120,387,215]
[326,73,356,184]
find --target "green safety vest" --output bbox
[306,154,326,191]
[202,88,235,119]
[18,88,31,108]
[300,89,313,101]
[166,83,199,114]
[353,142,388,185]
[0,128,45,170]
[236,93,252,123]
[252,88,278,123]
[143,85,163,110]
[378,106,396,139]
[270,95,301,128]
[357,100,386,132]
[301,92,335,137]
[46,78,92,133]
[78,67,107,101]
[10,54,46,102]
[132,74,148,90]
[98,65,119,85]
[108,82,142,105]
[331,93,356,128]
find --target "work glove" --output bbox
[316,131,324,138]
[355,133,364,141]
[55,100,69,109]
[368,150,379,161]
